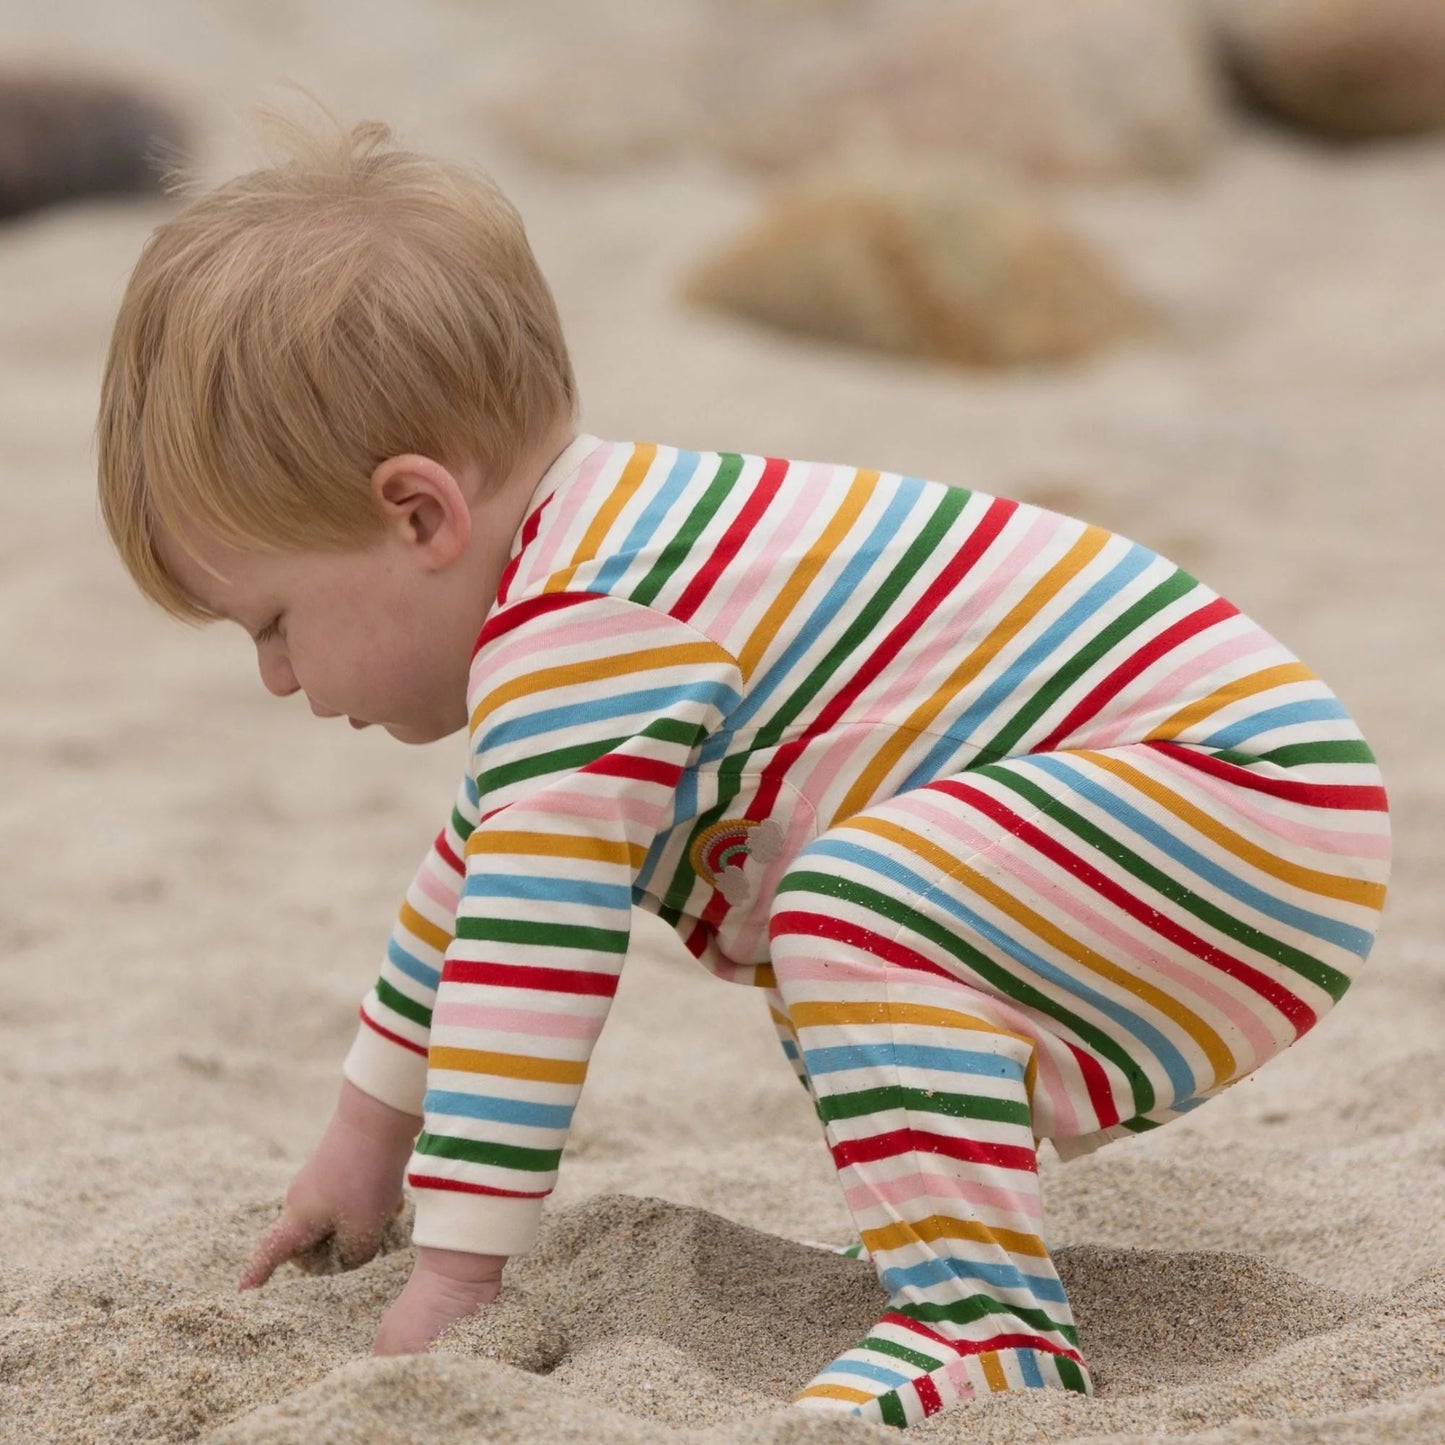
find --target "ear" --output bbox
[369,454,473,568]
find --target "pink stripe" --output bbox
[887,790,1277,1071]
[432,1002,605,1040]
[414,865,461,916]
[480,608,671,677]
[1145,744,1392,862]
[1081,628,1279,750]
[843,1169,1043,1223]
[801,507,1064,827]
[709,460,836,647]
[521,788,668,830]
[519,440,619,589]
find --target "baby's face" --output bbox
[159,525,477,745]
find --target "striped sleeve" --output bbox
[406,592,742,1256]
[341,770,478,1116]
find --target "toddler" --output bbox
[96,120,1389,1429]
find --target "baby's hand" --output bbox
[239,1080,420,1290]
[373,1247,506,1355]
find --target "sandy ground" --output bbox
[2,2,1443,1441]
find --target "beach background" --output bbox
[2,1,1443,1441]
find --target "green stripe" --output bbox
[859,1334,942,1372]
[454,918,630,954]
[376,978,431,1030]
[413,1131,561,1173]
[629,452,743,607]
[876,1391,909,1428]
[1055,1355,1089,1394]
[450,804,475,844]
[983,568,1198,758]
[776,868,1156,1115]
[818,1084,1031,1129]
[897,1292,1079,1347]
[737,485,972,757]
[1257,739,1376,768]
[479,735,628,793]
[990,765,1353,999]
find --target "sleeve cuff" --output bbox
[342,1018,428,1117]
[409,1184,545,1257]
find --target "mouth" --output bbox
[348,717,371,730]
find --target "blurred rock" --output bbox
[1214,0,1445,139]
[485,0,1223,181]
[683,161,1156,368]
[0,70,189,222]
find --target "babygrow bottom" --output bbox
[765,741,1388,1428]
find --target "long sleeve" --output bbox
[341,771,480,1116]
[405,592,742,1256]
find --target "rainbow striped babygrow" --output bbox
[343,436,1389,1426]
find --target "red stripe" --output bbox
[494,494,551,607]
[358,1007,427,1057]
[881,1312,1085,1366]
[434,828,465,878]
[672,455,789,622]
[1064,1039,1119,1129]
[441,960,620,996]
[1034,595,1238,753]
[472,589,599,657]
[932,779,1318,1035]
[769,909,959,985]
[1146,740,1387,810]
[581,753,683,786]
[913,1373,944,1414]
[831,1127,1038,1174]
[406,1172,549,1200]
[761,495,1018,790]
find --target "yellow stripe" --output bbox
[470,641,728,732]
[833,526,1112,824]
[398,900,452,956]
[465,830,647,869]
[428,1047,588,1086]
[852,816,1239,1089]
[544,442,656,594]
[737,470,876,682]
[980,1351,1009,1393]
[1148,661,1316,742]
[861,1215,1048,1258]
[1081,751,1387,909]
[794,1384,876,1405]
[787,999,1033,1050]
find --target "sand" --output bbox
[2,2,1443,1442]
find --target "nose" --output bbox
[257,646,300,698]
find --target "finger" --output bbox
[333,1218,385,1272]
[237,1211,329,1291]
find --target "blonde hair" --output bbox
[97,113,577,620]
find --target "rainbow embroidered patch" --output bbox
[690,817,785,904]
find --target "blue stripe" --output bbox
[1023,753,1375,957]
[1018,1350,1045,1388]
[806,835,1200,1101]
[591,448,704,595]
[1200,697,1349,750]
[708,477,928,739]
[481,680,741,752]
[803,1040,1026,1082]
[423,1090,574,1130]
[461,872,632,912]
[880,1256,1069,1305]
[386,939,440,991]
[826,1359,911,1389]
[899,541,1159,790]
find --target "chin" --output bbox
[385,718,465,746]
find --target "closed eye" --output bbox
[254,616,284,645]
